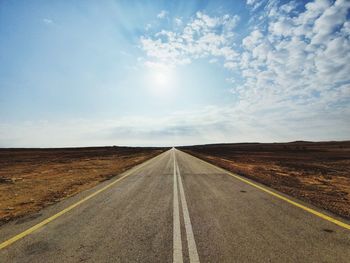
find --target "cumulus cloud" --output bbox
[138,0,350,142]
[140,12,240,67]
[241,0,350,100]
[246,0,266,10]
[174,17,183,26]
[311,0,350,44]
[157,10,169,19]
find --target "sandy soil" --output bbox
[0,146,167,224]
[180,141,350,219]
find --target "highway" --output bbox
[0,148,349,262]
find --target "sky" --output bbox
[0,0,349,147]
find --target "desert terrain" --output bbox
[179,141,350,219]
[0,146,167,224]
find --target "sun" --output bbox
[153,71,169,86]
[148,66,175,95]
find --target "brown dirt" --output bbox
[179,141,350,220]
[0,146,167,224]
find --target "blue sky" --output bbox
[0,0,349,147]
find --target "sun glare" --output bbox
[148,66,175,95]
[154,71,169,86]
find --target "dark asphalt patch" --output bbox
[25,241,51,256]
[323,228,334,233]
[15,213,42,225]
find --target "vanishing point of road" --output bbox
[0,148,349,262]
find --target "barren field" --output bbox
[0,146,167,224]
[180,141,350,219]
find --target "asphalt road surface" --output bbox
[0,148,349,262]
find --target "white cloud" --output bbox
[280,1,297,13]
[141,2,350,108]
[174,17,182,26]
[2,100,348,147]
[269,19,293,36]
[140,12,239,67]
[157,10,169,19]
[246,0,257,5]
[247,0,266,11]
[224,61,237,70]
[236,0,350,126]
[138,1,350,143]
[311,0,350,44]
[242,30,263,49]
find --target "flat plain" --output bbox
[180,141,350,219]
[1,148,349,262]
[0,146,167,224]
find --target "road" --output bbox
[0,148,349,262]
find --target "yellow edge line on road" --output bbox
[0,151,166,250]
[182,151,350,231]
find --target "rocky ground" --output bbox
[0,146,167,224]
[180,141,350,219]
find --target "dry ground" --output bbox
[0,146,167,224]
[180,141,350,219]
